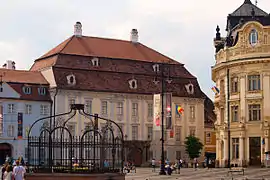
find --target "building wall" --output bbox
[204,128,216,154]
[0,99,51,160]
[212,21,270,167]
[52,89,205,163]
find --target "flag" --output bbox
[176,105,184,115]
[211,86,220,95]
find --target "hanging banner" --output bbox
[153,94,161,131]
[165,93,172,130]
[17,113,23,139]
[0,105,3,135]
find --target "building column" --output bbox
[216,138,220,167]
[223,137,228,167]
[239,137,244,166]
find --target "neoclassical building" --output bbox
[212,0,270,167]
[30,22,213,165]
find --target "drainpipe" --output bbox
[53,88,59,127]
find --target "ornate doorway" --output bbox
[249,137,261,166]
[0,143,12,165]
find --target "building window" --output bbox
[40,105,49,115]
[231,106,239,122]
[117,102,123,115]
[190,106,195,119]
[132,126,138,140]
[8,104,15,114]
[147,126,153,140]
[175,126,181,141]
[206,132,211,144]
[249,29,258,46]
[84,100,92,114]
[67,124,76,136]
[22,86,31,94]
[7,125,14,137]
[101,101,108,115]
[132,103,138,116]
[147,103,153,118]
[189,127,196,136]
[38,87,46,95]
[25,104,32,114]
[152,64,160,72]
[232,138,239,159]
[91,57,99,66]
[248,75,260,91]
[248,104,261,121]
[129,79,137,89]
[176,151,181,159]
[231,77,238,93]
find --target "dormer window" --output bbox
[249,29,258,46]
[38,87,46,95]
[152,64,160,72]
[129,79,137,89]
[66,74,76,86]
[91,58,99,67]
[23,86,31,94]
[185,83,194,95]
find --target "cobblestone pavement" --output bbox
[125,167,270,180]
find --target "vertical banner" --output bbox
[17,113,23,139]
[165,93,172,130]
[153,94,161,130]
[0,105,3,135]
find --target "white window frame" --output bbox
[175,126,181,141]
[232,138,239,159]
[248,104,261,121]
[38,87,46,95]
[40,105,49,115]
[147,126,153,140]
[131,126,138,140]
[101,101,108,115]
[117,102,123,115]
[7,125,14,137]
[248,75,260,91]
[8,104,15,114]
[231,106,239,122]
[190,105,195,119]
[84,99,92,114]
[250,29,258,46]
[231,77,238,93]
[189,127,196,136]
[25,104,32,114]
[23,86,31,94]
[132,103,138,116]
[147,103,153,118]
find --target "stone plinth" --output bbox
[26,173,125,180]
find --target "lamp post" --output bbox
[153,63,172,175]
[227,68,231,168]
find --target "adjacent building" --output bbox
[212,0,270,167]
[0,61,51,164]
[30,22,214,165]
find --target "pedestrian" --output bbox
[208,159,212,170]
[3,165,12,180]
[12,160,25,180]
[151,158,156,172]
[194,158,198,170]
[1,164,7,180]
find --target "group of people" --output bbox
[1,159,26,180]
[123,161,136,173]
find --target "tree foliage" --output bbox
[184,135,204,159]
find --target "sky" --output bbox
[0,0,269,99]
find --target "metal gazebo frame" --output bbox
[27,104,124,174]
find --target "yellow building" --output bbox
[212,0,270,167]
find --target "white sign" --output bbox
[153,94,161,131]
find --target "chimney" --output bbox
[3,60,15,70]
[130,29,139,43]
[74,22,82,37]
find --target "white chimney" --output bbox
[74,22,82,37]
[130,29,139,43]
[3,60,15,70]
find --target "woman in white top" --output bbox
[3,165,12,180]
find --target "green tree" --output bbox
[184,135,204,159]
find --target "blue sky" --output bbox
[0,0,269,99]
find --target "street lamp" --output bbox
[153,63,172,175]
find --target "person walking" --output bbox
[193,158,198,171]
[13,160,25,180]
[3,166,12,180]
[151,158,156,172]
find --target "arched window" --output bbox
[249,29,258,46]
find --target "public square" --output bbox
[125,168,270,180]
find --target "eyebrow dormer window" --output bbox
[38,87,46,95]
[23,86,31,94]
[250,29,258,47]
[91,57,99,67]
[152,64,160,72]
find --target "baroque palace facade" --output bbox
[29,22,215,165]
[212,0,270,167]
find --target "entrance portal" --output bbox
[0,143,12,165]
[249,137,261,166]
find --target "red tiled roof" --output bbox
[0,69,49,84]
[37,36,180,64]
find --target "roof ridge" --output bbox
[0,68,39,73]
